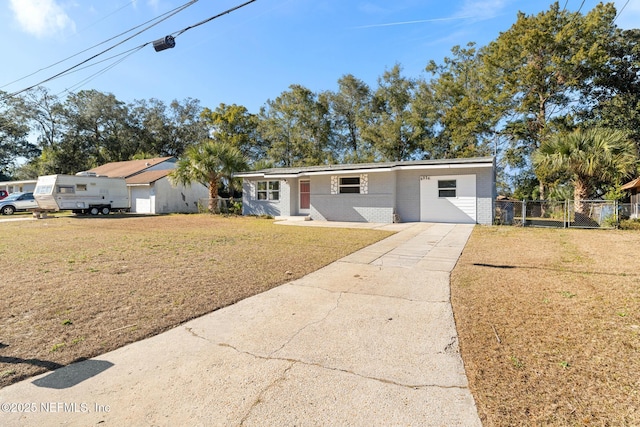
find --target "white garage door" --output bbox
[131,187,152,214]
[420,174,476,224]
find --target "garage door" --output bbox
[131,187,152,214]
[420,174,476,224]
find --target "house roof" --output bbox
[125,169,172,185]
[89,157,174,178]
[234,157,495,178]
[621,177,640,190]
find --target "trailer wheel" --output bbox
[100,207,110,215]
[89,207,99,216]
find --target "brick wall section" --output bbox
[309,173,395,222]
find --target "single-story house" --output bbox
[235,157,496,225]
[622,177,640,218]
[622,177,640,205]
[0,180,37,194]
[88,157,209,214]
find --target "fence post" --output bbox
[522,199,526,226]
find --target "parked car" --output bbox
[0,192,39,215]
[0,190,8,200]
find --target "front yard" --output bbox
[451,226,640,426]
[0,215,391,388]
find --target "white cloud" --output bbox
[9,0,76,38]
[453,0,508,21]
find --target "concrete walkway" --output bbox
[0,222,481,427]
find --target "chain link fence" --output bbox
[618,203,640,220]
[495,200,620,229]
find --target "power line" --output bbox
[1,1,198,90]
[5,1,198,97]
[614,0,631,23]
[576,0,586,14]
[173,0,257,37]
[6,0,260,99]
[58,47,146,96]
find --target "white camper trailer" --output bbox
[34,173,130,215]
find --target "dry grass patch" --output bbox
[0,214,392,388]
[452,226,640,426]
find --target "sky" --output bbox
[1,0,639,114]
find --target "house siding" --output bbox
[395,167,494,225]
[153,178,208,214]
[310,173,395,223]
[242,179,290,217]
[239,158,495,225]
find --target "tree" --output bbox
[582,28,640,147]
[200,103,264,165]
[169,140,247,212]
[420,43,496,159]
[481,2,619,198]
[329,74,373,163]
[130,98,207,159]
[258,85,335,167]
[363,64,428,161]
[533,128,637,213]
[0,91,39,179]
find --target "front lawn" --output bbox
[0,214,392,388]
[452,226,640,426]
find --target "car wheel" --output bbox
[100,207,110,215]
[89,207,99,216]
[1,205,15,215]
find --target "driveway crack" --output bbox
[267,292,344,357]
[218,342,468,392]
[239,361,295,426]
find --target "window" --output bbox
[339,177,360,194]
[438,180,456,198]
[257,181,280,201]
[35,185,53,195]
[76,184,87,191]
[57,186,75,194]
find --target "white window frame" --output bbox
[256,180,280,201]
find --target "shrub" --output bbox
[619,219,640,230]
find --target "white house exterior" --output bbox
[89,157,209,214]
[125,169,208,214]
[235,157,496,225]
[0,180,37,194]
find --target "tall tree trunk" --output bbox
[208,178,219,213]
[574,178,588,215]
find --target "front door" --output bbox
[299,180,310,214]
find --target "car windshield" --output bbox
[3,193,23,201]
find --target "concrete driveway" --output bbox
[0,222,481,426]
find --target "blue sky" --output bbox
[1,0,638,114]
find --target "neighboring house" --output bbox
[0,180,37,194]
[622,177,640,218]
[88,157,209,214]
[235,157,495,225]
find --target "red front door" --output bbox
[300,181,310,210]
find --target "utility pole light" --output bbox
[153,35,176,52]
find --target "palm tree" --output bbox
[169,139,247,213]
[533,128,637,214]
